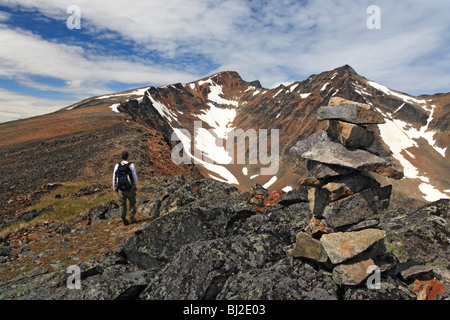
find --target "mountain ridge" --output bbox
[0,65,448,227]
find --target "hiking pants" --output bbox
[118,188,136,219]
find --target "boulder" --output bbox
[306,160,356,179]
[117,195,255,272]
[317,103,385,124]
[277,188,308,206]
[140,234,285,300]
[286,232,329,262]
[320,229,386,264]
[322,186,391,229]
[326,120,375,149]
[216,258,338,300]
[289,130,329,157]
[321,173,381,202]
[332,258,375,286]
[301,141,404,179]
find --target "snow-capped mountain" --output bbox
[94,65,447,206]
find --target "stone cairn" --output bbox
[286,97,404,286]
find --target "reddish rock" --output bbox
[411,277,445,300]
[304,217,330,238]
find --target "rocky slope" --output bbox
[0,176,448,300]
[0,65,448,302]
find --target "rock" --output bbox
[286,232,329,262]
[321,173,381,202]
[332,258,375,286]
[317,103,385,124]
[322,186,391,229]
[398,261,434,281]
[117,194,255,272]
[326,120,375,149]
[277,188,308,206]
[140,234,285,300]
[306,160,356,179]
[308,187,330,217]
[345,219,379,232]
[343,276,416,300]
[304,217,331,238]
[380,199,450,269]
[289,130,329,157]
[216,258,338,300]
[320,229,386,264]
[411,277,445,300]
[301,141,404,179]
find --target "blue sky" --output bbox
[0,0,449,123]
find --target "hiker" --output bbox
[113,151,138,225]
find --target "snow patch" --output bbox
[378,113,448,202]
[208,83,238,106]
[242,167,248,176]
[367,81,427,105]
[300,93,311,98]
[109,103,120,113]
[147,93,179,123]
[172,128,239,185]
[290,83,299,92]
[263,176,277,189]
[418,183,449,202]
[282,186,293,192]
[273,89,283,98]
[320,82,329,91]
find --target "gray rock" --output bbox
[320,229,386,264]
[289,130,329,157]
[140,234,285,300]
[317,104,385,124]
[277,188,309,206]
[216,258,338,300]
[321,173,381,202]
[117,195,255,272]
[306,160,356,179]
[322,186,391,229]
[301,141,404,179]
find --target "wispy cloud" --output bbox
[0,0,449,123]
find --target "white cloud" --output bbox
[0,0,449,123]
[0,88,72,123]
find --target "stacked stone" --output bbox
[286,97,404,286]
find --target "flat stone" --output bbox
[277,188,308,206]
[332,258,375,286]
[322,186,391,229]
[301,141,404,179]
[289,130,329,157]
[317,104,385,124]
[306,160,356,179]
[322,173,381,202]
[320,229,386,264]
[326,120,375,149]
[398,261,434,281]
[286,232,329,262]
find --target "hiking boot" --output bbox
[122,218,129,226]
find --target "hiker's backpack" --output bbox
[116,162,133,191]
